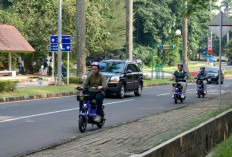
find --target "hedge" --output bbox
[0,81,17,92]
[63,76,82,84]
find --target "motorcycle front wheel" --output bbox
[79,116,87,133]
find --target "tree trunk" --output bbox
[182,1,189,72]
[126,0,133,61]
[76,0,86,76]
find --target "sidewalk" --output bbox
[27,92,232,157]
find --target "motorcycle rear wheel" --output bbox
[79,116,87,133]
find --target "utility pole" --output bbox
[76,0,86,76]
[126,0,133,61]
[182,1,188,72]
[57,0,62,86]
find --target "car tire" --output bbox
[134,83,142,96]
[117,85,125,99]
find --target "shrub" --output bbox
[63,76,82,84]
[0,81,17,92]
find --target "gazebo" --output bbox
[0,24,35,76]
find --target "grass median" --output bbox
[207,133,232,157]
[144,78,195,85]
[0,84,78,98]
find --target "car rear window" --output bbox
[100,62,125,73]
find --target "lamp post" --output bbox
[175,29,182,63]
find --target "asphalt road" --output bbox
[1,79,232,157]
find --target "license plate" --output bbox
[208,79,211,81]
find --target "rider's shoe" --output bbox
[181,94,185,99]
[204,91,207,94]
[95,115,101,122]
[196,91,198,94]
[172,95,174,98]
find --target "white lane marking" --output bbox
[157,93,170,96]
[0,99,134,123]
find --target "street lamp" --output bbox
[175,29,182,63]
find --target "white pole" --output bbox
[67,52,69,85]
[57,0,62,86]
[219,11,222,111]
[52,52,55,81]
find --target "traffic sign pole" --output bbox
[219,11,222,111]
[67,52,69,85]
[52,52,54,81]
[57,0,62,86]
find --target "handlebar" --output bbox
[76,86,98,91]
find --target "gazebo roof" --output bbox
[0,25,35,53]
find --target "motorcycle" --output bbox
[76,87,106,133]
[196,79,207,98]
[172,81,185,104]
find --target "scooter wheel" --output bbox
[174,98,177,104]
[97,115,105,129]
[180,99,183,103]
[79,116,87,133]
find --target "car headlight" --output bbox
[82,75,88,81]
[110,76,120,82]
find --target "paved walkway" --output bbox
[28,92,232,157]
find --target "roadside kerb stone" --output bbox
[26,92,232,157]
[0,91,78,103]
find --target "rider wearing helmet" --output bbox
[83,62,107,122]
[171,63,188,98]
[196,66,208,94]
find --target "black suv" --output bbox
[205,67,224,84]
[82,60,143,98]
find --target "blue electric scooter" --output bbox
[76,87,105,133]
[196,79,206,98]
[172,81,185,104]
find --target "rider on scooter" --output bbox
[171,63,187,98]
[82,62,107,122]
[196,66,208,94]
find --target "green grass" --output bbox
[143,61,210,72]
[208,133,232,157]
[144,78,195,85]
[224,69,232,75]
[144,79,172,85]
[0,84,78,98]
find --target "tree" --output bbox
[76,0,86,76]
[221,0,232,43]
[126,0,133,61]
[182,1,188,72]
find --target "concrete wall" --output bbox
[136,109,232,157]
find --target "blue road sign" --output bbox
[50,35,71,52]
[50,43,71,52]
[170,45,174,50]
[202,50,207,56]
[159,45,163,50]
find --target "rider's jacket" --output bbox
[196,71,207,80]
[173,70,187,82]
[83,73,107,92]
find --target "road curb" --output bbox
[143,80,195,88]
[0,91,78,103]
[130,108,232,157]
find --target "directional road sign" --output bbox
[202,50,207,56]
[159,45,174,50]
[50,35,71,52]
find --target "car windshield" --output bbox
[100,62,125,73]
[206,68,218,73]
